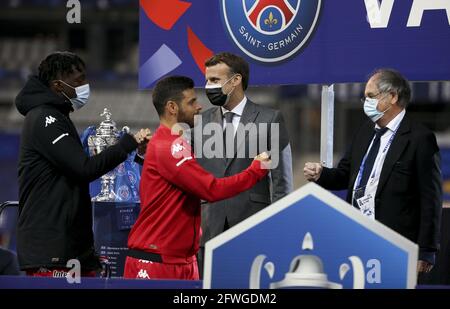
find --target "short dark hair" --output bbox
[205,52,250,91]
[370,68,411,108]
[152,76,194,116]
[38,51,86,87]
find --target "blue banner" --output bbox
[139,0,450,88]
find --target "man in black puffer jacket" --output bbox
[15,51,150,276]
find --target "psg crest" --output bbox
[221,0,321,63]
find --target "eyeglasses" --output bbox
[360,91,386,104]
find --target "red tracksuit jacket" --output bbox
[127,125,268,263]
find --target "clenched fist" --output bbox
[134,128,152,156]
[254,152,272,169]
[303,162,323,182]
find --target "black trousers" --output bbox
[197,217,230,279]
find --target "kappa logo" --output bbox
[171,143,185,156]
[137,269,150,279]
[171,136,192,160]
[45,116,57,127]
[221,0,321,63]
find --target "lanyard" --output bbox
[355,127,398,188]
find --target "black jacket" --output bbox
[317,116,442,255]
[15,76,138,270]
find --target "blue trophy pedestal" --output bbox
[92,201,140,277]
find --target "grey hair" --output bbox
[370,68,411,108]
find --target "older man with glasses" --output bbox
[304,68,442,282]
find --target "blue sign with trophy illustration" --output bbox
[203,183,418,289]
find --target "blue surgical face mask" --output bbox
[363,97,390,122]
[59,80,90,110]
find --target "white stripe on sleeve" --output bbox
[176,156,193,167]
[52,133,69,144]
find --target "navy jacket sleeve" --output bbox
[415,130,442,254]
[317,146,352,191]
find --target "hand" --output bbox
[304,162,323,182]
[254,152,271,169]
[417,260,433,273]
[134,128,152,156]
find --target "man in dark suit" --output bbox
[304,68,442,275]
[196,52,293,275]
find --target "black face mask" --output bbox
[205,85,228,106]
[205,75,236,106]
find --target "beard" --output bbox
[177,108,195,128]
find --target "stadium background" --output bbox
[0,0,449,282]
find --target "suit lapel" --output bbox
[225,100,258,169]
[195,107,221,146]
[210,107,222,126]
[375,117,411,197]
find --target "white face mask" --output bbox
[59,80,90,110]
[363,97,391,122]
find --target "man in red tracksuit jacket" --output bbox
[123,76,270,280]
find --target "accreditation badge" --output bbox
[356,183,377,220]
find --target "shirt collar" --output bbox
[376,109,406,132]
[221,96,247,117]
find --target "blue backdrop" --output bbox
[139,0,450,88]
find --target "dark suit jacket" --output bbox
[196,100,293,245]
[317,115,442,253]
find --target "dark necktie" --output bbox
[353,127,388,207]
[223,112,235,160]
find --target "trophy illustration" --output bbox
[88,108,129,202]
[249,232,344,289]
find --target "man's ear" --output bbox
[390,91,399,105]
[166,100,178,116]
[232,74,242,87]
[51,80,63,93]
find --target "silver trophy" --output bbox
[88,108,129,202]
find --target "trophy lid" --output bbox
[97,108,118,137]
